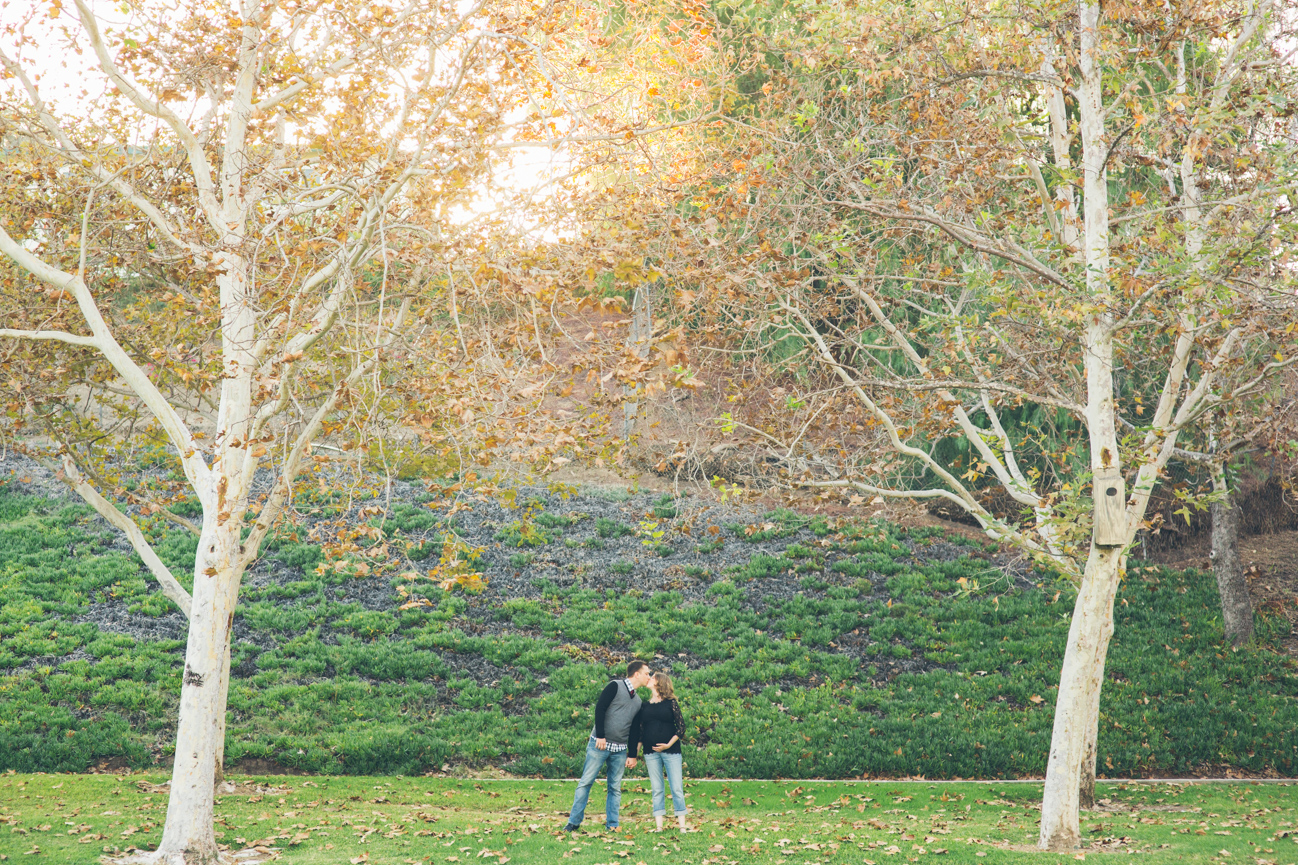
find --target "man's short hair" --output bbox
[627,660,649,678]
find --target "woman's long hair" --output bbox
[652,672,676,701]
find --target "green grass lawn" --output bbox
[1,774,1296,864]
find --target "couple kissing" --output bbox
[563,660,689,833]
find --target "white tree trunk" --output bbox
[152,248,257,862]
[214,642,234,784]
[1079,694,1099,810]
[213,570,243,783]
[1039,547,1123,849]
[1039,0,1122,848]
[153,517,241,863]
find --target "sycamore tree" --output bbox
[599,0,1298,850]
[0,0,707,860]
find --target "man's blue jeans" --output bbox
[567,736,628,829]
[644,751,687,817]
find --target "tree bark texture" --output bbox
[214,642,233,784]
[1079,697,1098,810]
[1040,2,1119,838]
[213,567,244,783]
[1038,547,1123,850]
[154,518,240,864]
[1210,463,1254,647]
[153,251,257,862]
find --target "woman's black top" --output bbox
[633,698,685,756]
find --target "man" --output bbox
[563,660,652,832]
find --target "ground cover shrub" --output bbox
[727,553,786,581]
[269,540,325,571]
[167,495,203,518]
[535,511,582,529]
[653,494,678,519]
[494,519,554,547]
[833,551,905,577]
[595,516,634,538]
[728,509,833,543]
[291,485,348,517]
[0,483,1296,780]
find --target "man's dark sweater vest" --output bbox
[593,680,642,745]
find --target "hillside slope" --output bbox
[0,458,1295,780]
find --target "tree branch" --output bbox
[240,298,412,571]
[0,328,99,347]
[0,224,213,503]
[783,299,1074,574]
[0,48,204,258]
[59,455,191,618]
[833,195,1070,287]
[71,0,224,230]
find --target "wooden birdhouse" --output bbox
[1092,467,1127,547]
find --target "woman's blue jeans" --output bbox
[644,751,686,818]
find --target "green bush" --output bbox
[595,517,634,539]
[653,494,679,519]
[1,485,1296,781]
[536,512,582,529]
[728,554,786,581]
[494,520,553,547]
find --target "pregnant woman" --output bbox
[635,672,689,831]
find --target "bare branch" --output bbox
[60,456,191,618]
[0,47,205,257]
[0,328,99,347]
[833,196,1070,287]
[0,224,213,502]
[70,0,224,230]
[241,298,412,571]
